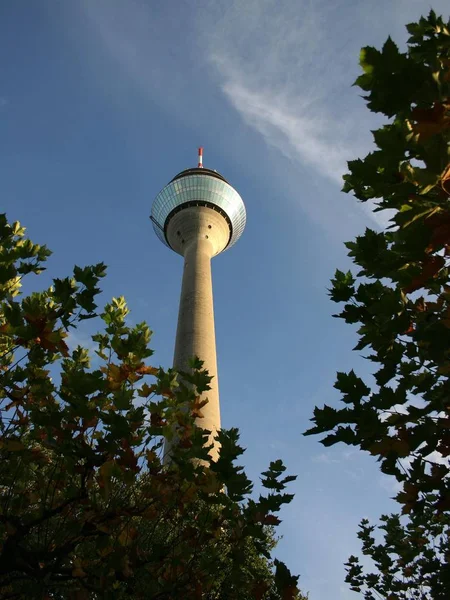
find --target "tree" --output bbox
[0,214,304,600]
[305,10,450,600]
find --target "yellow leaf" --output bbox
[136,365,158,376]
[145,450,158,463]
[98,545,113,557]
[72,567,87,578]
[138,383,156,397]
[3,439,25,452]
[98,460,115,499]
[200,471,222,494]
[118,526,138,546]
[143,506,158,520]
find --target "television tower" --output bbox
[151,148,246,461]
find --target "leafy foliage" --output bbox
[305,11,450,600]
[0,215,304,599]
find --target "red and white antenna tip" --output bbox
[198,146,203,168]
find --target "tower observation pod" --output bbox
[151,148,246,461]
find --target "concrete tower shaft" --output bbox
[167,208,231,459]
[151,152,246,461]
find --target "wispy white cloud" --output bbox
[200,0,421,229]
[378,474,402,495]
[66,329,96,354]
[342,450,358,461]
[0,97,7,110]
[269,439,289,451]
[312,452,339,464]
[212,62,351,186]
[203,2,369,175]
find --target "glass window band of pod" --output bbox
[151,174,246,251]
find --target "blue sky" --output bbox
[1,1,449,598]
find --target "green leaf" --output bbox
[3,301,23,327]
[329,270,355,302]
[334,370,371,404]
